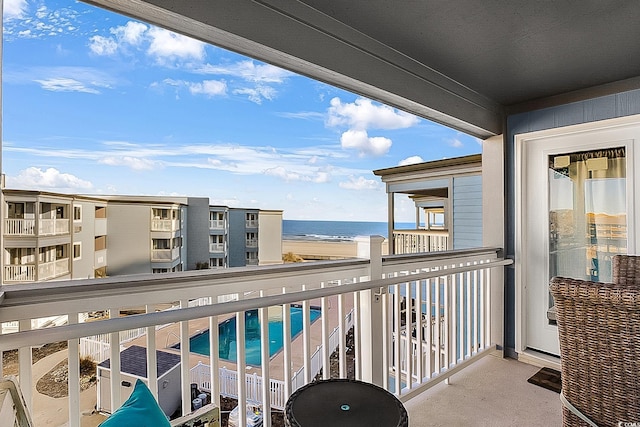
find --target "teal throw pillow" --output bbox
[99,379,171,427]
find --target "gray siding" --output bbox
[227,209,246,267]
[453,175,482,249]
[107,204,152,276]
[71,200,97,279]
[185,197,210,270]
[504,87,640,355]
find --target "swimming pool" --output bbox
[184,305,321,365]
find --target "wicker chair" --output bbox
[549,255,640,427]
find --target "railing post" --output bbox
[355,235,385,387]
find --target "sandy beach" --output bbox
[282,239,389,260]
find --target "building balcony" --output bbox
[151,218,180,232]
[393,229,449,254]
[4,218,71,237]
[209,243,225,253]
[209,219,225,230]
[0,241,543,427]
[151,247,180,261]
[4,258,70,283]
[245,219,258,228]
[245,257,259,265]
[246,238,258,248]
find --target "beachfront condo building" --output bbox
[2,190,283,284]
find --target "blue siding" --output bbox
[453,175,482,249]
[504,87,640,356]
[227,209,246,267]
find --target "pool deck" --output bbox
[124,293,355,382]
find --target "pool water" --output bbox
[186,305,321,365]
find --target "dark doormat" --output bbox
[527,367,561,394]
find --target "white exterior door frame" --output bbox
[515,113,640,356]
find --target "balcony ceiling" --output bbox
[84,0,640,138]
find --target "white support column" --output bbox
[355,235,385,386]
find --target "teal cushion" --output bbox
[99,379,171,427]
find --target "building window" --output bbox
[73,243,81,260]
[152,268,169,274]
[73,206,82,221]
[209,258,225,268]
[152,239,170,250]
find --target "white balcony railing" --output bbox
[246,258,259,266]
[246,239,258,248]
[38,259,70,281]
[393,229,449,254]
[4,219,36,236]
[4,264,36,282]
[246,219,258,228]
[151,219,180,232]
[0,240,510,427]
[39,219,70,236]
[209,243,225,253]
[209,219,225,230]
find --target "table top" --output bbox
[285,379,408,427]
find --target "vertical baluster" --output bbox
[321,284,330,380]
[404,279,412,391]
[145,305,158,400]
[393,282,401,395]
[457,271,464,362]
[485,268,492,347]
[468,270,474,358]
[353,288,361,381]
[108,309,121,413]
[472,268,479,354]
[179,300,191,417]
[443,274,451,383]
[382,285,390,389]
[282,287,292,396]
[236,307,247,427]
[209,305,220,408]
[68,313,80,427]
[425,277,432,379]
[259,291,271,427]
[433,277,441,375]
[338,292,346,378]
[302,285,311,384]
[415,278,423,383]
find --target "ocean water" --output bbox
[282,219,415,241]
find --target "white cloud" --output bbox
[188,80,227,97]
[197,60,292,83]
[89,35,118,56]
[448,138,464,148]
[339,176,381,190]
[398,156,424,166]
[6,167,93,190]
[4,0,27,19]
[340,130,392,157]
[264,166,302,181]
[99,156,162,171]
[327,97,419,130]
[111,21,147,45]
[147,26,205,63]
[35,77,100,94]
[233,85,276,104]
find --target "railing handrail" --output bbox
[0,255,512,352]
[393,229,449,236]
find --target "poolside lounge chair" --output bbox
[549,254,640,426]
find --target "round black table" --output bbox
[285,379,408,427]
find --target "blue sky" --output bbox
[2,0,481,222]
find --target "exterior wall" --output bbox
[227,209,247,267]
[70,199,99,279]
[185,198,210,270]
[106,204,152,276]
[504,87,640,356]
[258,210,283,265]
[452,175,482,249]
